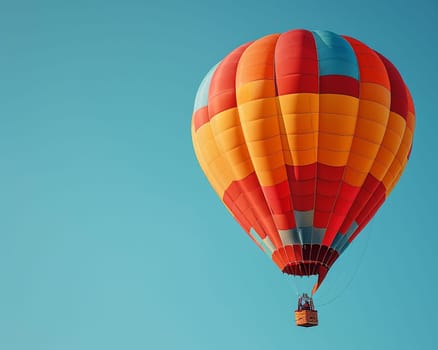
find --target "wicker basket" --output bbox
[295,309,318,327]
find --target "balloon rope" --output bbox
[291,276,300,297]
[317,222,372,307]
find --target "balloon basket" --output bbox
[295,309,318,327]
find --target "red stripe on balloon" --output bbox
[349,194,385,243]
[406,87,415,115]
[356,190,385,226]
[314,164,345,230]
[261,180,296,230]
[319,75,359,97]
[343,36,391,88]
[193,106,210,132]
[286,163,317,211]
[377,53,409,119]
[224,162,372,247]
[274,29,319,95]
[339,174,385,234]
[324,182,361,242]
[222,173,280,240]
[208,43,252,117]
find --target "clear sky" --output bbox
[0,0,436,349]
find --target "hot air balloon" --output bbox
[191,29,415,327]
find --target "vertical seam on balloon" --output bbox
[405,88,415,161]
[272,31,300,273]
[385,84,414,194]
[235,34,292,268]
[308,30,321,277]
[192,58,274,254]
[192,113,222,197]
[192,62,223,195]
[315,35,362,269]
[232,37,289,267]
[351,53,407,229]
[208,49,277,254]
[343,195,385,249]
[318,36,361,251]
[338,51,408,251]
[256,35,292,265]
[333,42,392,254]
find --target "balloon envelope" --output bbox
[191,29,415,293]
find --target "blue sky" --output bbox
[0,0,436,349]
